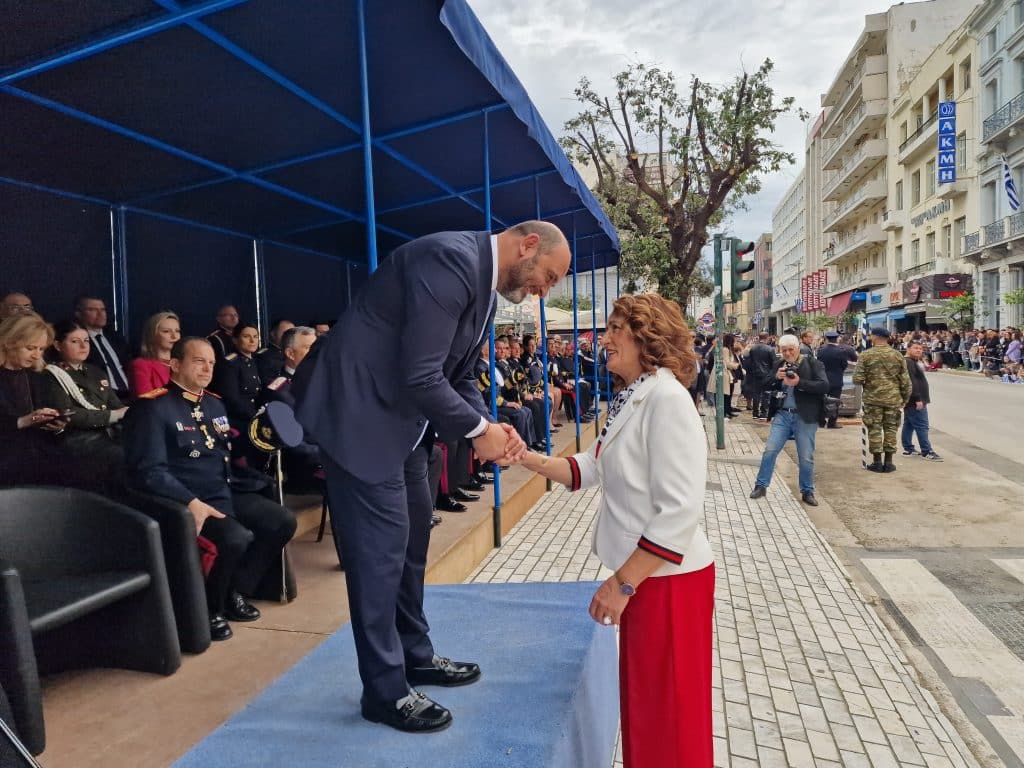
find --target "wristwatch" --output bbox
[616,573,636,597]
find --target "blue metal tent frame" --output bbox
[1,0,620,542]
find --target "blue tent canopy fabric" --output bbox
[1,0,618,332]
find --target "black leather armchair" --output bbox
[123,488,298,656]
[0,487,180,755]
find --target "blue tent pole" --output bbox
[604,264,611,400]
[617,267,621,299]
[571,223,581,452]
[591,242,599,436]
[109,206,129,337]
[252,239,268,341]
[356,0,377,272]
[483,110,501,548]
[535,178,552,492]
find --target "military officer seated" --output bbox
[123,337,297,641]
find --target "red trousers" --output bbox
[619,564,715,768]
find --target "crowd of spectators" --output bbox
[888,328,1022,382]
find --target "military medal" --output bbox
[189,450,201,458]
[192,406,204,421]
[199,424,216,449]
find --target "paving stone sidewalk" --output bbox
[467,415,981,768]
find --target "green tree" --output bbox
[809,314,838,333]
[1004,288,1024,306]
[560,61,805,308]
[941,293,980,330]
[546,295,593,312]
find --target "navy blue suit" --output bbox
[296,230,496,705]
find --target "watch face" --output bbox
[620,582,636,597]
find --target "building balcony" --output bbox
[899,260,936,280]
[961,209,1024,263]
[823,178,887,233]
[881,209,904,231]
[936,179,968,201]
[822,17,888,107]
[982,90,1024,146]
[823,223,886,265]
[896,112,938,164]
[822,55,888,135]
[822,100,888,168]
[822,139,887,200]
[826,265,888,296]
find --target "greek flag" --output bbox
[1003,155,1020,212]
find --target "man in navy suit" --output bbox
[296,221,572,733]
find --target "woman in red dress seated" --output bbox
[128,311,180,397]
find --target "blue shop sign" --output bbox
[851,292,867,301]
[888,309,907,321]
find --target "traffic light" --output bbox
[729,238,756,303]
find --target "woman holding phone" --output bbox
[0,313,71,486]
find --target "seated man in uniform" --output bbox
[123,337,297,641]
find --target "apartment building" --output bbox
[964,0,1024,328]
[819,0,977,326]
[769,169,806,331]
[883,19,978,329]
[753,233,774,333]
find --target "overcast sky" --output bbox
[468,0,890,241]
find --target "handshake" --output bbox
[471,422,529,467]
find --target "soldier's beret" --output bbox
[248,401,304,452]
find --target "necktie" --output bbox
[95,334,129,392]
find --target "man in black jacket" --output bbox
[816,331,858,428]
[901,341,941,460]
[747,333,778,419]
[749,334,829,506]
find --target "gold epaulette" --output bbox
[139,387,168,399]
[224,353,238,361]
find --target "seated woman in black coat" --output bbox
[39,320,128,495]
[0,313,71,486]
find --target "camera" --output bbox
[783,363,798,379]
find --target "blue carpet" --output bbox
[173,581,619,768]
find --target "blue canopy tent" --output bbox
[1,0,620,541]
[1,0,618,330]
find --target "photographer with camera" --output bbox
[749,335,829,507]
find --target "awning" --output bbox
[866,311,888,323]
[888,309,907,320]
[827,291,854,316]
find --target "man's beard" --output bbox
[498,259,534,304]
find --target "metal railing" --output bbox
[983,90,1024,142]
[984,219,1006,243]
[962,210,1024,254]
[822,177,883,228]
[898,111,938,154]
[822,141,882,198]
[963,231,980,252]
[899,260,935,279]
[823,102,868,166]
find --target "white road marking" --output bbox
[991,559,1024,587]
[863,558,1024,761]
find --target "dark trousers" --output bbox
[498,404,536,444]
[442,438,472,492]
[201,491,296,615]
[325,447,435,704]
[826,384,843,427]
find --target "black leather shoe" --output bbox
[472,472,494,485]
[435,495,467,513]
[450,489,480,503]
[209,614,233,641]
[361,691,452,733]
[866,461,885,473]
[801,492,819,507]
[430,514,442,528]
[225,592,261,622]
[407,656,481,687]
[531,441,548,451]
[461,479,485,492]
[749,485,766,499]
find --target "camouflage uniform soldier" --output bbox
[852,327,911,473]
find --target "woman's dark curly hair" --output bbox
[608,294,697,390]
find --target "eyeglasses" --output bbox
[3,304,33,313]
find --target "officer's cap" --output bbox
[248,401,304,452]
[869,326,890,338]
[824,330,839,340]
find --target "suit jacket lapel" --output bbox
[596,369,663,455]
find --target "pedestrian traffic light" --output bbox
[729,238,756,303]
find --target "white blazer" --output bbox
[567,367,713,578]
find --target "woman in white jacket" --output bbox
[517,294,713,768]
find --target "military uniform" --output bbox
[122,382,297,618]
[260,370,321,490]
[852,337,911,468]
[255,344,285,387]
[211,352,261,427]
[39,361,126,494]
[206,327,234,360]
[816,340,858,428]
[506,356,547,445]
[478,357,537,446]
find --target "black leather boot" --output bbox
[867,452,884,472]
[882,452,896,473]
